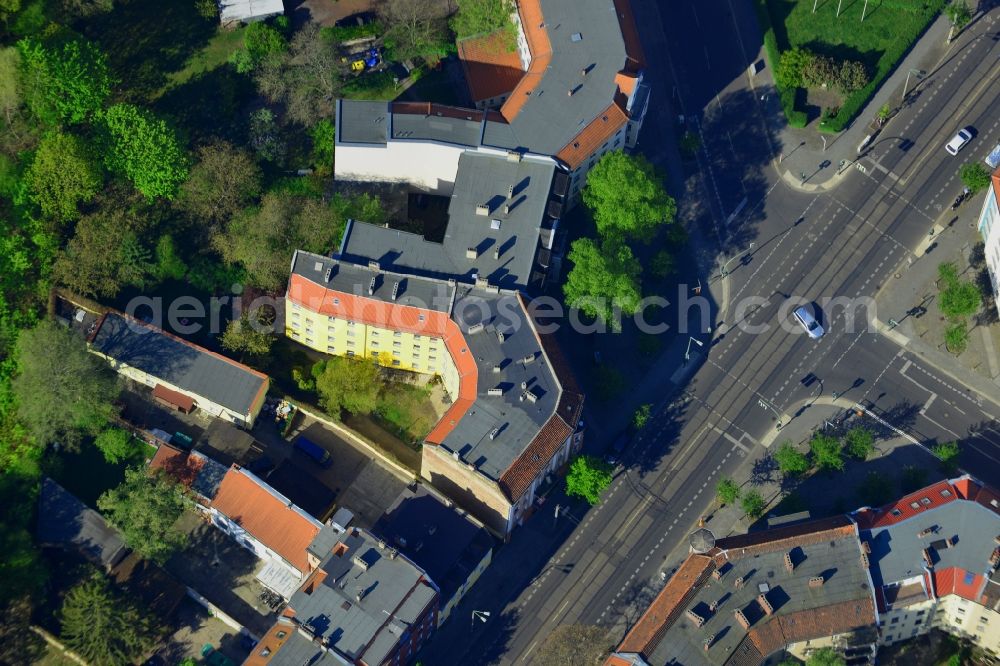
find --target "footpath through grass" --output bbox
[758,0,946,131]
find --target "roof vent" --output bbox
[466,247,478,259]
[809,576,825,587]
[507,185,514,197]
[452,450,460,460]
[491,219,501,230]
[488,387,503,396]
[571,32,583,42]
[475,204,490,216]
[503,204,510,215]
[497,331,505,343]
[492,363,502,373]
[368,260,380,272]
[523,353,536,365]
[324,267,333,282]
[506,150,522,162]
[391,282,399,301]
[368,276,376,295]
[468,322,485,335]
[489,427,500,440]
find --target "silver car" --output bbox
[945,128,973,156]
[793,306,825,339]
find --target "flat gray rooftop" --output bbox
[339,152,556,289]
[482,0,628,156]
[90,312,267,416]
[653,534,871,666]
[442,284,559,481]
[290,528,436,664]
[292,250,455,313]
[337,100,390,145]
[864,499,1000,588]
[392,108,484,147]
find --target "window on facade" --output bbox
[392,360,401,366]
[371,341,378,348]
[371,351,378,357]
[393,342,401,348]
[291,320,300,328]
[277,631,287,639]
[394,331,402,338]
[885,635,892,642]
[958,607,967,614]
[891,617,900,624]
[306,337,313,343]
[347,350,355,357]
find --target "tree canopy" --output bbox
[16,35,111,126]
[12,318,119,448]
[844,427,875,460]
[100,103,189,200]
[960,162,991,194]
[97,467,188,564]
[229,21,286,73]
[59,573,159,666]
[809,433,844,472]
[221,309,276,358]
[716,477,740,505]
[26,131,103,223]
[806,647,846,666]
[178,141,262,228]
[534,624,611,666]
[94,428,134,464]
[582,151,676,243]
[773,441,810,476]
[314,356,384,416]
[565,455,613,505]
[741,490,766,519]
[451,0,516,48]
[563,238,642,330]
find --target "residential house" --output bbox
[976,165,1000,313]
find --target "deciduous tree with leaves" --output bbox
[12,319,119,448]
[26,131,102,223]
[60,573,159,666]
[451,0,516,49]
[774,441,810,476]
[314,357,384,416]
[100,103,188,200]
[741,490,766,519]
[221,308,276,359]
[563,238,642,330]
[534,624,611,666]
[844,427,875,460]
[94,428,134,464]
[810,432,844,472]
[178,142,262,228]
[565,455,613,505]
[16,36,111,125]
[98,467,187,564]
[716,477,740,505]
[582,151,677,243]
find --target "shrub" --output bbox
[810,433,844,472]
[844,427,875,460]
[801,54,836,89]
[960,162,991,193]
[836,60,869,93]
[932,440,961,472]
[717,477,740,506]
[633,403,652,430]
[777,47,814,90]
[944,321,969,354]
[741,490,766,519]
[774,441,810,476]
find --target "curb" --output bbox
[776,160,855,193]
[758,396,860,448]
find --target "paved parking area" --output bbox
[155,598,252,665]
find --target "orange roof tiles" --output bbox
[612,0,647,70]
[714,516,856,558]
[556,101,630,170]
[210,467,321,574]
[457,31,525,103]
[149,444,202,488]
[499,414,573,500]
[244,620,294,666]
[854,480,961,529]
[499,0,551,122]
[614,71,639,99]
[618,554,716,656]
[933,567,986,602]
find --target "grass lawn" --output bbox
[374,380,438,445]
[161,26,247,94]
[760,0,945,130]
[343,71,403,101]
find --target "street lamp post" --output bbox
[472,610,490,632]
[720,242,755,278]
[685,337,704,364]
[902,69,924,100]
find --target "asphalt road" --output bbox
[416,2,1000,664]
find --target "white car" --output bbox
[945,128,973,156]
[793,306,825,339]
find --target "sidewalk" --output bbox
[760,12,955,191]
[873,207,1000,405]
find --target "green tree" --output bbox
[380,0,452,63]
[314,356,384,416]
[932,440,961,473]
[97,467,187,564]
[740,490,766,519]
[835,60,868,93]
[633,403,652,430]
[16,36,111,125]
[801,53,836,89]
[221,309,275,358]
[94,428,134,464]
[940,281,980,320]
[649,249,675,279]
[60,573,158,665]
[774,441,810,476]
[54,207,153,297]
[563,238,642,330]
[565,455,613,505]
[716,477,740,505]
[946,1,972,28]
[247,107,286,164]
[806,647,845,666]
[229,21,286,73]
[582,151,676,243]
[960,162,991,194]
[452,0,516,48]
[844,427,875,460]
[151,234,187,282]
[0,47,22,130]
[26,131,102,223]
[12,319,119,448]
[775,47,813,89]
[0,471,47,607]
[809,433,844,472]
[177,141,262,228]
[857,470,892,507]
[100,103,188,200]
[945,320,969,354]
[534,624,611,666]
[310,119,335,173]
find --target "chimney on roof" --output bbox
[809,576,825,587]
[922,548,933,567]
[526,390,538,403]
[489,427,500,440]
[861,553,870,568]
[708,600,718,613]
[784,551,794,573]
[507,185,514,198]
[757,593,773,616]
[734,576,745,589]
[492,363,502,373]
[506,150,522,163]
[368,276,376,295]
[467,247,478,259]
[685,609,705,628]
[475,204,490,216]
[567,89,575,96]
[712,569,723,581]
[488,387,503,396]
[991,548,1000,568]
[468,322,484,335]
[704,635,715,651]
[734,609,751,630]
[862,541,872,554]
[475,277,490,289]
[493,248,501,260]
[581,68,587,77]
[368,260,380,272]
[324,266,333,283]
[391,282,399,301]
[503,204,510,215]
[520,381,527,390]
[497,331,505,343]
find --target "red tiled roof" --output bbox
[715,516,856,557]
[244,619,294,666]
[744,598,876,659]
[499,0,551,122]
[149,444,203,488]
[618,554,716,656]
[152,383,195,411]
[933,567,986,602]
[286,273,478,446]
[555,101,630,170]
[210,467,322,574]
[612,0,647,70]
[457,31,525,103]
[498,413,573,501]
[854,480,962,529]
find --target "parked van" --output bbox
[294,436,332,467]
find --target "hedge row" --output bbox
[755,1,807,128]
